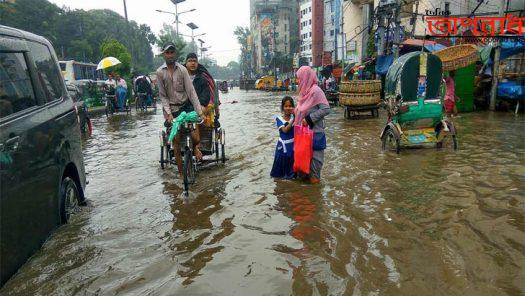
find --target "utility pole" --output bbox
[393,0,402,59]
[489,0,506,111]
[123,0,128,21]
[377,12,386,56]
[411,0,419,37]
[341,0,345,77]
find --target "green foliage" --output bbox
[156,24,188,63]
[234,26,252,78]
[100,39,132,75]
[0,0,155,73]
[367,29,377,60]
[199,58,240,80]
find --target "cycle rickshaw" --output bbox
[135,92,157,113]
[380,51,457,153]
[104,84,131,117]
[159,108,226,194]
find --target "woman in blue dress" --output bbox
[271,96,295,179]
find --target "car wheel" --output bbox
[60,177,80,224]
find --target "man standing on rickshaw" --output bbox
[156,43,204,176]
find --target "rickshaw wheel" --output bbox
[344,107,349,119]
[215,134,220,162]
[183,148,195,192]
[160,145,166,169]
[436,134,457,150]
[221,129,226,163]
[382,128,400,154]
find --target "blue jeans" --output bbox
[116,87,127,110]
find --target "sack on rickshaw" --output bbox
[202,104,215,128]
[293,125,313,174]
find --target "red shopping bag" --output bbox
[293,125,313,174]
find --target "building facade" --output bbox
[299,0,313,65]
[250,0,300,74]
[323,0,343,63]
[342,0,374,63]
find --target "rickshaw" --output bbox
[159,102,226,195]
[104,84,130,117]
[380,51,457,153]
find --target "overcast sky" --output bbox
[48,0,250,66]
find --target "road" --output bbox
[2,89,524,295]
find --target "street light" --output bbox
[155,7,196,36]
[186,23,205,53]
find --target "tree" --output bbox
[0,0,155,72]
[156,23,188,63]
[100,39,131,74]
[233,26,252,78]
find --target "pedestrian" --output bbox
[294,66,330,184]
[114,73,127,111]
[156,42,204,176]
[444,70,459,117]
[270,96,295,179]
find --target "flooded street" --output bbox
[2,89,524,295]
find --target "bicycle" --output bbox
[160,117,226,196]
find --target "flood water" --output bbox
[2,89,524,295]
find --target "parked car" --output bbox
[65,82,92,136]
[0,25,87,286]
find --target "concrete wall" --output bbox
[312,0,324,66]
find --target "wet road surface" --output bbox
[2,89,524,295]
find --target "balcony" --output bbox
[348,0,374,5]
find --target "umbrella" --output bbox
[96,57,121,70]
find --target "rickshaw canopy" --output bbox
[385,52,443,102]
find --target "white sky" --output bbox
[48,0,250,66]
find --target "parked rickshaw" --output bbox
[380,52,457,153]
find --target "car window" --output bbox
[26,41,65,102]
[0,52,37,118]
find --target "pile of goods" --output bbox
[434,44,478,71]
[339,80,381,106]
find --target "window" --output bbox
[309,44,312,49]
[309,19,312,25]
[309,32,312,37]
[0,52,37,118]
[309,7,311,12]
[331,30,335,36]
[26,41,64,102]
[444,2,450,13]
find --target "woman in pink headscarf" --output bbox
[294,66,331,184]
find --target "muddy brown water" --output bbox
[2,89,524,295]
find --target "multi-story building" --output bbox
[342,0,374,63]
[250,0,300,74]
[299,0,313,65]
[323,0,343,63]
